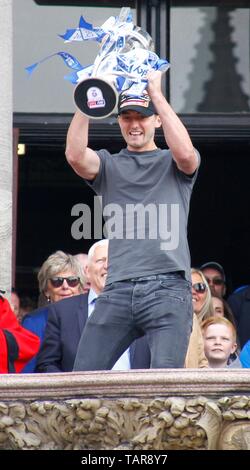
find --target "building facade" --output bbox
[13,0,250,297]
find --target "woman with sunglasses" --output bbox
[21,250,85,372]
[191,268,214,324]
[183,269,213,368]
[37,250,84,303]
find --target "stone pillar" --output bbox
[0,0,12,297]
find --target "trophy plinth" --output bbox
[74,77,118,119]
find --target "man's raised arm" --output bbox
[147,70,198,175]
[65,110,100,180]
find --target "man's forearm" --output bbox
[147,70,197,174]
[154,94,195,163]
[66,111,90,164]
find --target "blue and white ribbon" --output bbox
[26,51,84,77]
[26,7,170,92]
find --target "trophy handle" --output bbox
[74,77,118,119]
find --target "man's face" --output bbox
[203,323,237,367]
[86,245,108,294]
[202,268,225,297]
[118,110,161,152]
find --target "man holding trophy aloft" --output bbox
[65,9,200,370]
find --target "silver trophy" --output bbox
[74,8,169,119]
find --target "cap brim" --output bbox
[118,105,155,117]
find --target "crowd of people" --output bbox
[1,250,248,373]
[1,70,249,372]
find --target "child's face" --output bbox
[203,323,237,366]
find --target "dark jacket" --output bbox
[22,306,49,372]
[227,286,250,348]
[36,293,151,372]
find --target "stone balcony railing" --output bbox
[0,369,250,450]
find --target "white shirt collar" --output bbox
[88,288,97,307]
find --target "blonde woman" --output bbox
[191,268,214,324]
[184,268,213,368]
[38,250,85,303]
[21,250,85,372]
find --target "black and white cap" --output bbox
[118,93,156,116]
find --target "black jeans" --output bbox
[73,272,193,370]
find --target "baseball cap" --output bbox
[200,262,226,281]
[118,93,156,117]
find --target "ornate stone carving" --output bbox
[0,371,250,450]
[0,397,208,450]
[218,421,250,450]
[218,396,250,450]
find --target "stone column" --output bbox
[0,0,12,297]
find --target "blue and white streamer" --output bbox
[26,7,170,93]
[26,52,84,77]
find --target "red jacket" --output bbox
[0,295,40,373]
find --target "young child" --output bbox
[201,316,242,368]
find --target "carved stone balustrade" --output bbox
[0,370,250,450]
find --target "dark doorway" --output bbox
[189,140,250,294]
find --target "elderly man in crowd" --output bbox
[36,240,150,372]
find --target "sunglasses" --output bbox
[205,277,224,286]
[192,282,207,293]
[49,276,80,288]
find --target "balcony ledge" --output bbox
[0,369,250,450]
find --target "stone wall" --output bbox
[0,370,250,450]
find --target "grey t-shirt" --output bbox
[87,147,199,284]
